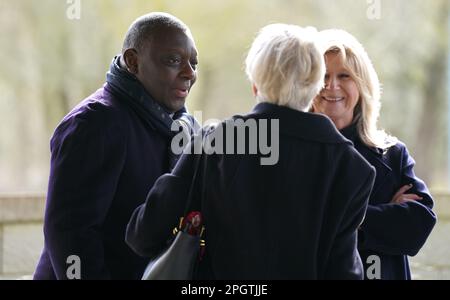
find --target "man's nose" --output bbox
[325,76,340,90]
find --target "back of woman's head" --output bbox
[245,24,325,112]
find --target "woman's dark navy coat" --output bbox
[126,103,376,279]
[341,125,437,280]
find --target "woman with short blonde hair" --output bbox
[245,24,325,112]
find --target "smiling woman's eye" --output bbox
[339,73,351,79]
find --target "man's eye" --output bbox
[190,61,198,70]
[167,57,181,64]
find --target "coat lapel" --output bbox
[356,145,393,204]
[250,102,350,145]
[340,124,395,204]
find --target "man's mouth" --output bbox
[174,88,189,98]
[321,96,344,103]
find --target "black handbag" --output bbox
[142,154,206,280]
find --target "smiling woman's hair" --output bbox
[122,12,191,53]
[245,24,325,112]
[315,29,397,149]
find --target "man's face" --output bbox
[136,27,198,113]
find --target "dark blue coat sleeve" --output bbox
[125,148,201,258]
[44,114,126,279]
[358,144,437,256]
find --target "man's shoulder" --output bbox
[52,87,128,142]
[67,87,125,122]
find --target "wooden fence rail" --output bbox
[1,191,449,277]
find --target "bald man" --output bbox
[34,12,199,280]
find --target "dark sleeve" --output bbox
[44,115,126,279]
[358,144,437,256]
[325,166,375,280]
[125,143,202,258]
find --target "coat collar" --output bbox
[340,124,386,157]
[249,102,351,145]
[340,123,392,170]
[340,123,393,200]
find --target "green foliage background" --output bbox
[0,0,448,191]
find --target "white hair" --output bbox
[245,24,325,112]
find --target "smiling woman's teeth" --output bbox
[323,96,344,102]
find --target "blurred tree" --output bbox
[414,0,448,185]
[0,0,447,191]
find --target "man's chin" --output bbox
[168,98,186,112]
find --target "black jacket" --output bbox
[341,124,437,280]
[34,57,198,279]
[126,102,376,279]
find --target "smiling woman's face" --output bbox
[312,51,360,130]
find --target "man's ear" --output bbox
[252,84,258,97]
[122,48,139,74]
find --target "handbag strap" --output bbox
[183,153,203,215]
[182,129,209,219]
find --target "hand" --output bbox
[391,184,423,204]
